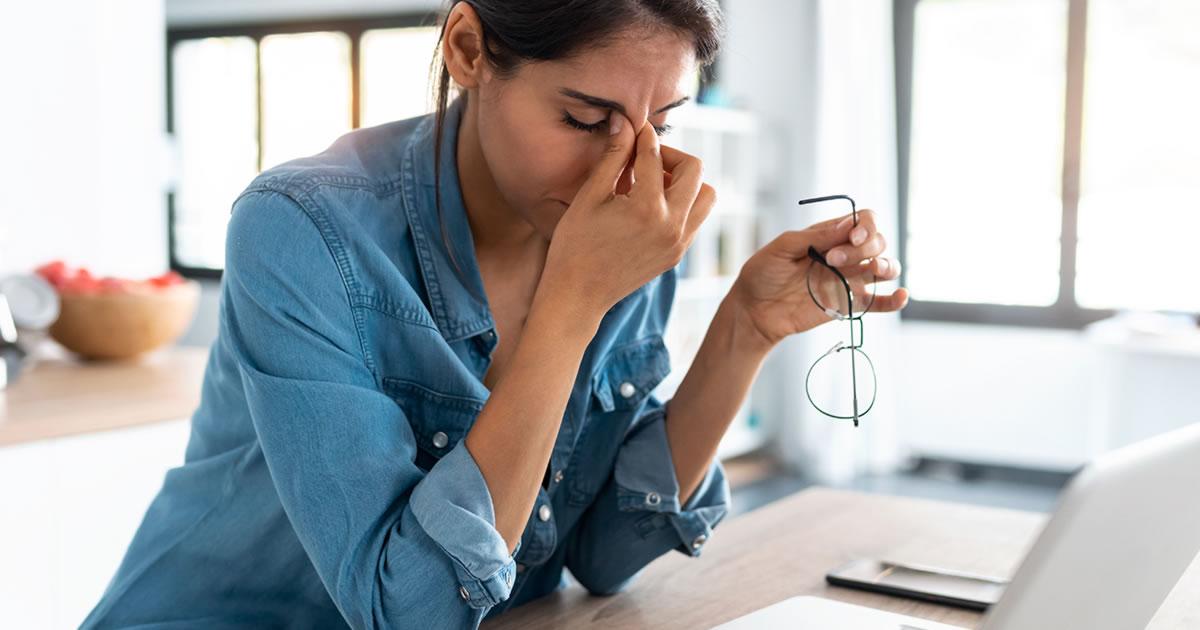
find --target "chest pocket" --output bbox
[590,334,672,414]
[568,334,672,507]
[382,377,485,471]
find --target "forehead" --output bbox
[523,29,697,114]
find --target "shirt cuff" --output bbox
[612,406,731,557]
[409,439,521,609]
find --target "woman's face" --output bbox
[469,28,698,239]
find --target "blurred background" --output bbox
[1,0,1198,627]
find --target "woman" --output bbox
[84,1,906,628]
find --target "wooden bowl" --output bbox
[48,280,200,360]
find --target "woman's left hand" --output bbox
[728,208,909,349]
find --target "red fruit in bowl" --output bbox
[98,277,130,292]
[34,261,189,295]
[62,268,100,294]
[35,260,71,288]
[64,280,97,294]
[49,277,201,360]
[35,259,68,275]
[147,271,185,288]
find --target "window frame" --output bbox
[894,0,1117,329]
[165,12,441,279]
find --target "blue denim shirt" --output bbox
[82,94,730,629]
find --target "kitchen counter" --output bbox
[0,343,208,447]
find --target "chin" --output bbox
[535,201,569,239]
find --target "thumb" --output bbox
[573,111,635,206]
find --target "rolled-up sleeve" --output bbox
[223,188,517,628]
[564,400,731,596]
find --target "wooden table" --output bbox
[0,344,208,446]
[483,487,1200,629]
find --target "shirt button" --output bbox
[553,469,564,484]
[505,571,514,587]
[645,491,661,506]
[691,534,708,550]
[459,585,470,600]
[538,504,552,522]
[432,431,449,449]
[619,381,636,398]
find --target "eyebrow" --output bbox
[557,87,690,117]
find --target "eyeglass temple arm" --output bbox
[850,315,860,427]
[807,243,863,427]
[797,194,858,227]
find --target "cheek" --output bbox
[509,142,581,232]
[487,121,594,204]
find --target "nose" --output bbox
[624,110,650,135]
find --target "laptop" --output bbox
[714,421,1200,630]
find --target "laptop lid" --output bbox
[982,421,1200,630]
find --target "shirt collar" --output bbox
[401,94,496,343]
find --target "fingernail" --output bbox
[609,112,623,136]
[827,250,846,266]
[878,258,889,273]
[851,227,867,245]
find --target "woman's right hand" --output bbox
[537,111,715,323]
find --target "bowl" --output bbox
[48,280,200,360]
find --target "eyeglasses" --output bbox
[797,194,878,427]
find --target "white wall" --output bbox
[0,0,169,279]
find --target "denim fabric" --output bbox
[81,94,730,630]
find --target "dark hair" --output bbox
[425,0,726,297]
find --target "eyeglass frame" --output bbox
[797,194,878,427]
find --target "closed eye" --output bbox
[561,111,672,137]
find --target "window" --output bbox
[360,27,441,127]
[895,0,1200,328]
[1075,0,1200,314]
[167,15,440,276]
[259,32,354,172]
[170,37,258,271]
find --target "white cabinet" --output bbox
[0,418,191,630]
[897,317,1200,472]
[1082,316,1200,456]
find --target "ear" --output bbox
[442,2,489,89]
